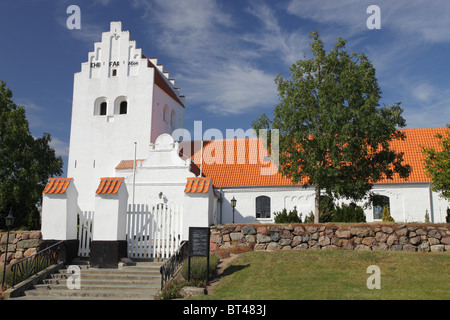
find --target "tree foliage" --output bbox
[332,203,366,223]
[0,80,63,229]
[253,31,411,223]
[381,205,394,222]
[421,124,450,200]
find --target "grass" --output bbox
[193,250,450,300]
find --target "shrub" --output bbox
[332,203,366,223]
[181,255,220,287]
[319,196,335,223]
[446,207,450,223]
[158,280,184,300]
[274,207,302,223]
[382,205,395,222]
[304,211,315,223]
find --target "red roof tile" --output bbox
[96,177,124,194]
[42,178,72,194]
[188,127,446,187]
[115,159,144,170]
[185,177,212,193]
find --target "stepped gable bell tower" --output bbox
[67,21,186,210]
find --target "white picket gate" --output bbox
[78,211,94,257]
[127,202,183,259]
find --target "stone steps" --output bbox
[11,259,165,300]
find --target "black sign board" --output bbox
[187,227,211,293]
[189,227,210,257]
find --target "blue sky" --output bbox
[1,0,449,176]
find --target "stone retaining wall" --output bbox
[0,231,42,267]
[210,224,450,255]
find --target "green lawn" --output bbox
[195,250,450,300]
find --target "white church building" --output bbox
[40,22,449,267]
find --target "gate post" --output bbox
[41,178,79,264]
[90,177,128,268]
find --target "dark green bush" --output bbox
[274,207,302,223]
[332,203,366,222]
[319,196,335,223]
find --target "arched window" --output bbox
[373,195,390,220]
[163,104,169,122]
[256,196,271,219]
[119,101,127,114]
[100,102,107,115]
[94,97,108,116]
[114,96,128,115]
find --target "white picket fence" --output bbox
[78,211,94,257]
[127,202,183,259]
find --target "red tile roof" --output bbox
[184,177,212,193]
[188,127,446,187]
[96,177,124,194]
[42,178,72,194]
[115,159,144,170]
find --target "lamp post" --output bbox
[231,196,237,223]
[1,208,14,289]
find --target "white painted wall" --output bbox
[67,22,185,211]
[183,192,213,241]
[219,183,449,224]
[118,134,197,208]
[93,183,128,241]
[41,182,78,240]
[151,85,185,141]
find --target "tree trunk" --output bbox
[314,184,320,223]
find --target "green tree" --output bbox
[253,31,411,223]
[381,205,394,222]
[0,80,63,229]
[421,124,450,200]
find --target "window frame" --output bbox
[114,96,128,115]
[119,101,128,114]
[94,97,108,116]
[163,104,169,123]
[256,195,271,219]
[372,194,390,220]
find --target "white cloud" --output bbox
[49,137,70,157]
[286,0,450,43]
[55,14,103,44]
[412,83,437,103]
[132,0,278,115]
[243,1,310,66]
[184,64,277,115]
[93,0,113,5]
